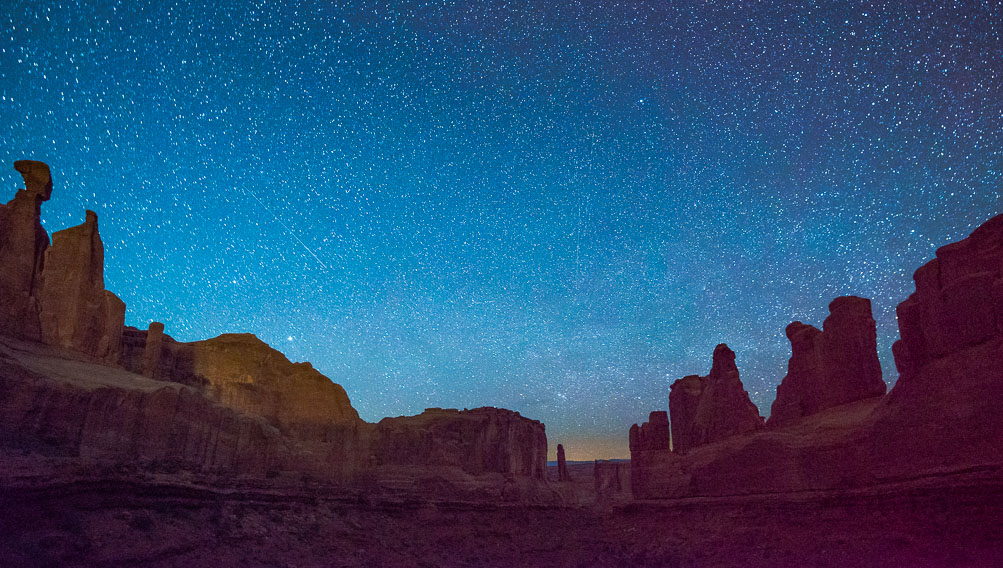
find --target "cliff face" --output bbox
[629,214,1003,500]
[769,296,886,427]
[667,344,763,453]
[0,160,552,499]
[370,407,547,480]
[0,163,123,363]
[0,161,51,341]
[37,211,126,364]
[0,342,285,474]
[871,213,1003,474]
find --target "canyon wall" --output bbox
[0,161,550,499]
[629,213,1003,500]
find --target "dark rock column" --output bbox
[557,443,570,481]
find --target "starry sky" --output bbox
[2,1,1001,460]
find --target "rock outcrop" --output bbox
[0,162,124,362]
[628,411,671,454]
[557,443,570,481]
[369,407,547,480]
[36,211,125,363]
[769,297,885,427]
[0,161,51,340]
[0,342,285,473]
[630,214,1003,500]
[593,460,631,500]
[668,344,763,453]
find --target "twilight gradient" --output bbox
[2,1,1000,459]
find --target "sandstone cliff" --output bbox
[630,214,1003,500]
[0,161,51,341]
[769,296,885,427]
[667,344,763,453]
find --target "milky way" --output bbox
[2,1,1000,459]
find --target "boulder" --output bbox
[668,344,763,453]
[769,297,885,427]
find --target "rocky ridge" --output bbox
[0,161,550,500]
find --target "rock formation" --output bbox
[370,407,547,480]
[769,296,885,427]
[0,160,553,501]
[629,213,1003,500]
[594,460,631,499]
[557,443,570,481]
[668,344,763,453]
[0,343,285,473]
[0,162,125,362]
[628,411,671,453]
[37,210,126,363]
[0,161,51,340]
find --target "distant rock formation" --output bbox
[769,296,885,427]
[370,407,547,480]
[668,344,763,453]
[629,213,1003,500]
[594,460,631,500]
[557,444,570,482]
[629,411,671,453]
[0,161,51,340]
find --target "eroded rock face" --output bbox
[629,411,671,454]
[36,211,125,363]
[0,346,285,473]
[668,345,763,453]
[769,297,885,427]
[370,407,547,480]
[557,444,570,481]
[874,213,1003,473]
[0,162,51,340]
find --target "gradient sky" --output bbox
[2,1,1000,460]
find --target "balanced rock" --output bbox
[36,210,125,362]
[557,443,570,481]
[0,161,51,340]
[769,296,885,427]
[668,344,763,453]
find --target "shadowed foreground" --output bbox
[1,466,1000,568]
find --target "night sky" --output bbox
[2,1,1001,459]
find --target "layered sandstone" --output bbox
[769,296,885,427]
[0,340,285,473]
[0,161,51,340]
[37,211,126,363]
[668,344,763,453]
[369,407,547,480]
[630,214,1003,500]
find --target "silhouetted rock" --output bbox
[769,297,885,427]
[0,161,50,340]
[36,210,125,363]
[668,344,762,453]
[874,213,1003,474]
[557,443,570,481]
[141,322,166,378]
[370,407,547,481]
[629,411,671,453]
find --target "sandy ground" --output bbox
[1,467,1000,568]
